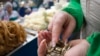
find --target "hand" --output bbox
[68,39,84,47]
[64,40,90,56]
[48,11,76,47]
[38,11,76,56]
[38,33,90,56]
[38,30,51,56]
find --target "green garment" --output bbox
[10,17,18,21]
[62,0,84,32]
[86,32,100,56]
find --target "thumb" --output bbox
[38,39,47,56]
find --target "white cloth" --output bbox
[81,0,100,38]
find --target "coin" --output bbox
[46,40,71,56]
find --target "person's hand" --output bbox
[38,11,78,56]
[38,30,51,56]
[48,11,76,47]
[38,33,90,56]
[64,39,90,56]
[68,39,84,47]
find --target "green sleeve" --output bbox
[86,32,100,56]
[61,0,84,32]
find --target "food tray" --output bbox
[7,29,38,56]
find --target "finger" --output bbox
[38,39,47,56]
[51,14,66,47]
[48,11,63,31]
[52,22,62,47]
[46,31,52,38]
[62,14,76,43]
[48,13,57,31]
[38,31,44,46]
[43,30,52,44]
[38,30,52,46]
[48,18,53,31]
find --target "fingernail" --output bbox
[52,41,56,47]
[64,41,67,45]
[64,40,67,45]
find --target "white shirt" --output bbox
[0,10,5,20]
[3,10,19,20]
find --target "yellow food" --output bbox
[0,21,26,56]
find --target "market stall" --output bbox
[0,0,69,56]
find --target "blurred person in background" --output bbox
[25,1,32,14]
[0,6,5,20]
[33,0,43,8]
[18,1,26,17]
[19,1,32,17]
[9,0,19,11]
[2,2,19,21]
[41,0,54,9]
[27,0,35,10]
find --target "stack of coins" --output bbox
[46,40,71,56]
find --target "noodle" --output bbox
[0,21,26,56]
